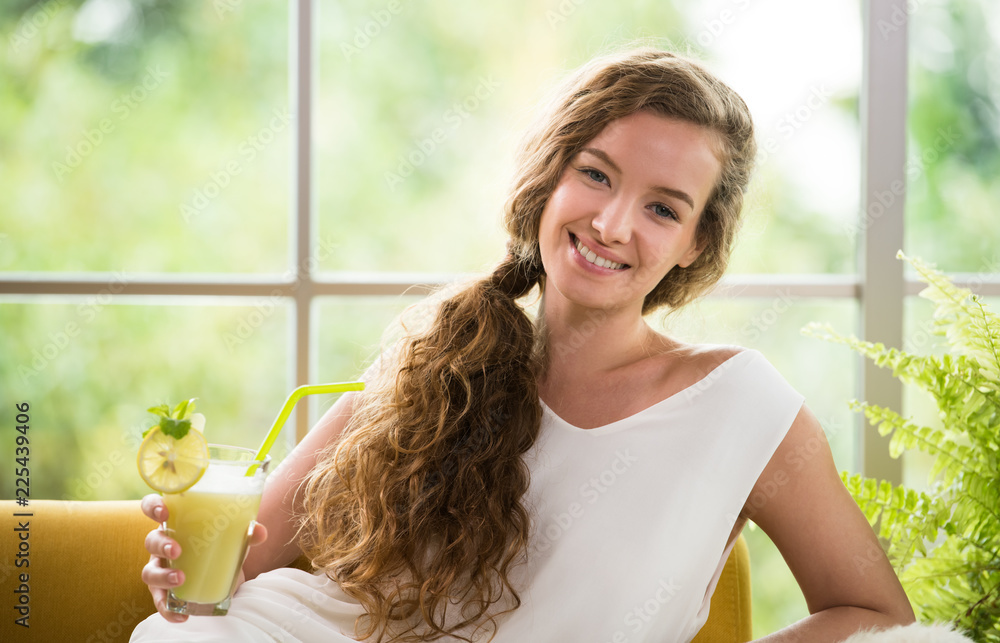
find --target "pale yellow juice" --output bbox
[164,489,262,603]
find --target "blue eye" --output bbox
[580,168,609,185]
[653,204,678,220]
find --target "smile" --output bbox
[572,235,628,270]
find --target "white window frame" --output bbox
[4,0,999,480]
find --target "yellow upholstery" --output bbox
[0,500,751,642]
[691,534,754,643]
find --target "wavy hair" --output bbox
[298,48,756,641]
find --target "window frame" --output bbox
[3,0,999,478]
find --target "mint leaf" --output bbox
[146,398,198,439]
[173,399,196,419]
[147,404,171,417]
[159,416,192,440]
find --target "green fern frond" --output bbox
[806,253,1000,640]
[840,472,948,572]
[900,250,1000,383]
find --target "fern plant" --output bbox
[802,251,1000,641]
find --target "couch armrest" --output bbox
[691,534,754,643]
[0,500,156,643]
[0,500,752,642]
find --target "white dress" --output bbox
[131,348,804,643]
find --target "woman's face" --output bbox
[537,111,722,315]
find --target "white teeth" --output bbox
[573,236,624,270]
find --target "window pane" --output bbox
[0,1,288,273]
[906,0,1000,271]
[313,295,420,425]
[902,296,945,491]
[316,1,860,275]
[900,294,1000,490]
[0,298,289,500]
[687,1,862,274]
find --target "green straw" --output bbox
[247,381,365,475]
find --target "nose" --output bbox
[591,196,633,246]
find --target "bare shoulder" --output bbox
[646,338,748,398]
[662,340,748,376]
[683,342,746,363]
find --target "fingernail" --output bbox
[164,544,175,558]
[169,571,180,584]
[154,507,164,522]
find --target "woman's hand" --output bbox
[139,493,268,623]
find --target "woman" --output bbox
[134,48,916,642]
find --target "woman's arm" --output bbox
[241,390,358,580]
[742,404,916,642]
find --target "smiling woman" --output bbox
[538,114,720,315]
[3,2,996,640]
[132,48,916,643]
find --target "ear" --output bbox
[678,235,705,269]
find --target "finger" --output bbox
[248,521,268,546]
[142,556,185,590]
[150,587,189,624]
[140,494,168,523]
[144,528,181,560]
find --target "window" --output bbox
[5,0,993,636]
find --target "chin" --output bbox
[837,622,974,643]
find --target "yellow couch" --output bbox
[0,500,752,642]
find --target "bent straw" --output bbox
[247,381,365,475]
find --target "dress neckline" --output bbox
[539,348,752,435]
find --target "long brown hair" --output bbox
[298,48,756,641]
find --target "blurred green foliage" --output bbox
[906,0,1000,272]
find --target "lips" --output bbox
[571,234,628,270]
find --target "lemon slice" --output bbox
[137,427,209,493]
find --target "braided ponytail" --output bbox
[299,255,544,642]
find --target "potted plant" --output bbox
[803,251,999,642]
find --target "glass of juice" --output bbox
[162,444,271,616]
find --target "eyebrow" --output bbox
[579,147,696,212]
